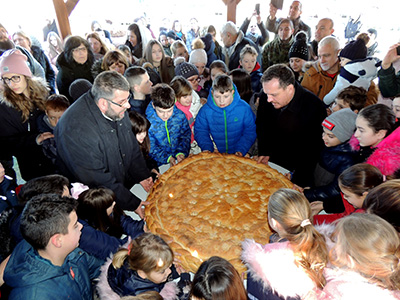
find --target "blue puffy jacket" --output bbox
[194,85,257,155]
[146,103,191,166]
[4,240,102,300]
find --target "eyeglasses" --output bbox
[72,46,87,53]
[2,75,21,85]
[105,98,129,108]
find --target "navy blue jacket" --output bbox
[304,142,355,213]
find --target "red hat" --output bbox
[0,49,32,77]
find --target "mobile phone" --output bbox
[255,3,260,15]
[397,45,400,56]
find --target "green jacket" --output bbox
[261,36,294,72]
[378,64,400,98]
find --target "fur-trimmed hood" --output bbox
[241,240,318,299]
[349,126,400,176]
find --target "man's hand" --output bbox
[257,155,270,164]
[382,43,400,70]
[140,177,153,192]
[310,201,324,217]
[269,3,278,19]
[235,151,243,157]
[134,200,150,219]
[292,184,304,193]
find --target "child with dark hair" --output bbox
[3,194,102,299]
[128,111,160,180]
[313,163,384,225]
[331,85,367,114]
[77,187,146,261]
[194,74,256,156]
[145,84,191,166]
[190,256,247,300]
[37,94,70,164]
[229,68,253,103]
[239,44,262,93]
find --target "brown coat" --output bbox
[301,62,378,106]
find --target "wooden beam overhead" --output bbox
[66,0,80,16]
[52,0,79,40]
[222,0,241,23]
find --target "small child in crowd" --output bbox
[331,86,367,114]
[303,108,357,213]
[194,74,256,156]
[323,214,400,299]
[37,94,70,164]
[98,233,180,300]
[190,256,247,300]
[209,59,228,82]
[242,189,328,299]
[363,179,400,232]
[229,68,253,103]
[189,44,209,98]
[77,187,146,261]
[3,194,102,299]
[239,45,262,93]
[170,76,202,154]
[323,34,381,106]
[129,111,160,180]
[145,83,191,166]
[313,163,384,225]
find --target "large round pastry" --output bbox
[145,152,292,273]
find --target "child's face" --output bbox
[136,131,147,144]
[340,186,365,208]
[187,75,199,90]
[213,89,234,108]
[339,57,351,67]
[175,46,189,61]
[61,211,82,254]
[194,62,206,76]
[331,98,350,113]
[211,68,225,82]
[240,53,257,73]
[154,105,174,121]
[146,265,172,284]
[46,109,65,127]
[152,44,163,64]
[178,93,193,107]
[322,127,341,147]
[392,97,400,119]
[289,57,305,73]
[3,73,28,96]
[354,116,385,147]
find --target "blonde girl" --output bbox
[242,188,328,300]
[324,213,400,299]
[98,233,177,299]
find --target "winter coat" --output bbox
[55,90,150,211]
[223,31,259,71]
[250,62,263,93]
[323,57,381,105]
[16,45,45,79]
[194,85,257,155]
[242,240,318,300]
[201,33,218,68]
[378,64,400,98]
[256,83,327,187]
[4,239,102,300]
[349,126,400,177]
[56,52,94,102]
[266,16,311,42]
[320,268,400,300]
[304,142,355,213]
[146,103,191,165]
[301,62,378,105]
[0,103,54,180]
[0,176,17,215]
[261,36,294,72]
[31,45,56,94]
[79,215,145,261]
[97,254,179,300]
[128,93,151,116]
[186,28,199,53]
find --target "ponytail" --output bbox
[112,248,129,269]
[268,189,328,288]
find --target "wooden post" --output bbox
[52,0,79,40]
[223,0,241,23]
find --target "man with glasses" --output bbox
[55,71,152,218]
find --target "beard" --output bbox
[105,106,125,121]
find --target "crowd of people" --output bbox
[1,0,400,299]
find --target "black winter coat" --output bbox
[256,82,327,186]
[55,91,150,211]
[304,142,355,213]
[31,45,56,94]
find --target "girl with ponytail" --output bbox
[242,188,328,300]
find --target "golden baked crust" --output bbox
[145,152,292,273]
